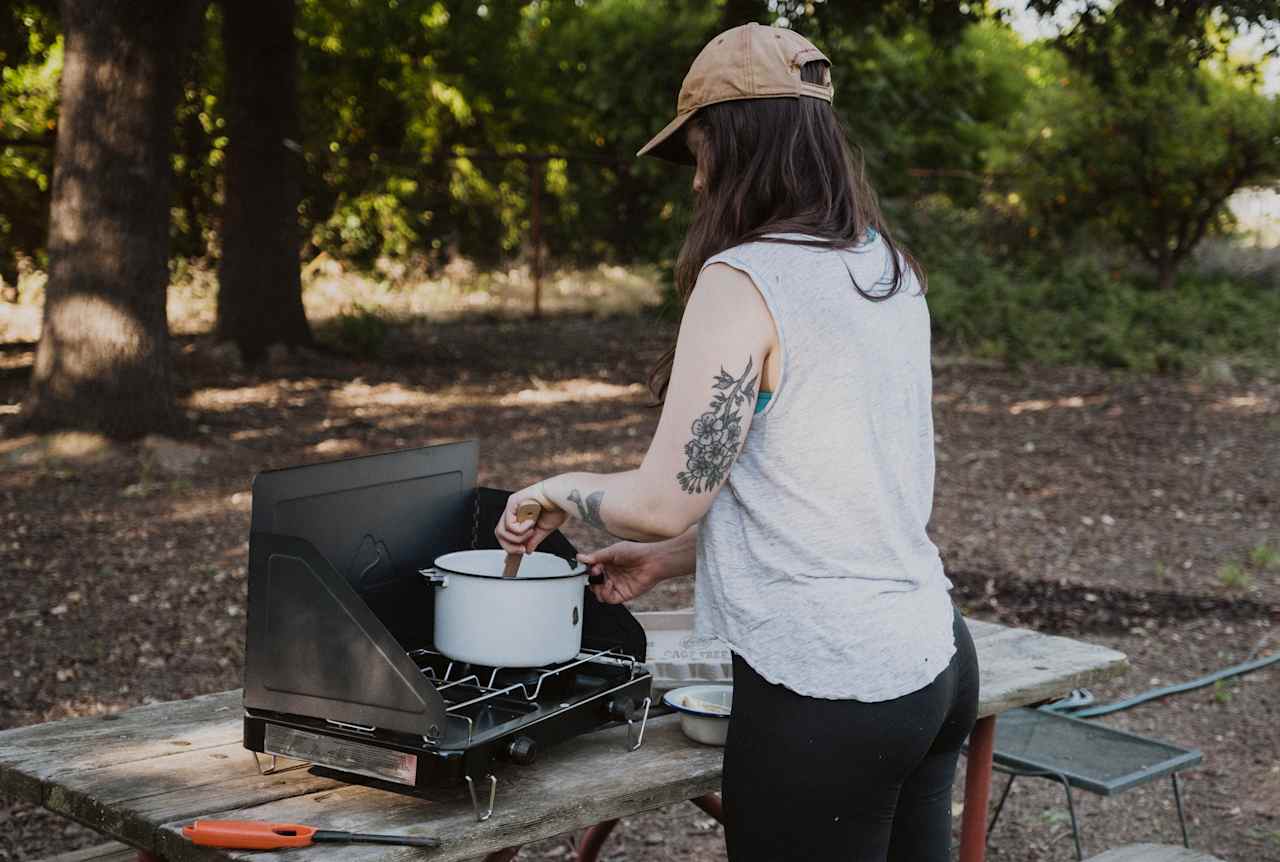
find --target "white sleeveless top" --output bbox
[693,229,957,701]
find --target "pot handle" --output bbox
[587,572,605,585]
[418,568,448,588]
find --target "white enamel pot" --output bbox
[420,549,593,668]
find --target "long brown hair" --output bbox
[648,59,927,401]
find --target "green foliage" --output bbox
[170,6,226,261]
[1217,562,1253,591]
[814,20,1037,210]
[281,0,717,273]
[1249,543,1280,571]
[0,3,60,277]
[919,195,1280,372]
[317,181,422,265]
[513,0,714,265]
[1027,0,1280,85]
[991,13,1280,288]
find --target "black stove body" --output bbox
[241,441,651,812]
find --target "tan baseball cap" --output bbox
[636,22,834,165]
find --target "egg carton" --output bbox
[634,609,732,696]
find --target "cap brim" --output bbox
[636,110,697,166]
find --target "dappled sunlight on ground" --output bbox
[568,414,651,433]
[1208,393,1274,414]
[0,347,34,372]
[1008,394,1108,414]
[308,437,366,457]
[166,268,219,335]
[327,379,441,411]
[317,378,648,418]
[497,378,647,406]
[165,495,253,524]
[189,383,302,411]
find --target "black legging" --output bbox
[722,605,980,862]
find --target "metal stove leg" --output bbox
[986,772,1018,839]
[959,715,996,862]
[466,773,498,823]
[251,751,307,777]
[1172,772,1190,848]
[626,697,651,751]
[575,818,620,862]
[690,793,723,823]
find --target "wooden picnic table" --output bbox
[0,617,1126,862]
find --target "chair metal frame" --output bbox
[966,707,1201,861]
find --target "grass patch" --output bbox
[1248,543,1280,571]
[1217,563,1254,591]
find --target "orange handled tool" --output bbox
[181,819,440,850]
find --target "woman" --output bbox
[496,22,978,862]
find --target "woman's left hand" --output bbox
[495,482,567,554]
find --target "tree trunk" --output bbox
[22,0,194,438]
[1155,256,1179,291]
[216,0,312,361]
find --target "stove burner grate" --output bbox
[250,645,653,822]
[404,647,646,748]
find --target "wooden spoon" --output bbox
[503,500,544,578]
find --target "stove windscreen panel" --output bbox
[245,532,448,736]
[249,440,479,596]
[244,442,478,736]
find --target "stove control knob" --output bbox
[606,697,637,722]
[506,735,538,765]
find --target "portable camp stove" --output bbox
[240,441,652,821]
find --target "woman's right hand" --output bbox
[578,541,670,605]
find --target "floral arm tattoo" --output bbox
[677,357,757,494]
[567,488,606,529]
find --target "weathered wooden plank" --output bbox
[1,752,44,802]
[975,626,1127,717]
[32,842,140,862]
[43,742,341,849]
[0,691,242,802]
[7,716,242,805]
[1084,844,1224,862]
[154,716,724,862]
[969,623,1045,654]
[964,618,1010,641]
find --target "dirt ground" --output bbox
[1,314,1277,861]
